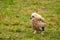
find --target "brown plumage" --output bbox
[31,13,46,34]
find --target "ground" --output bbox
[0,0,60,40]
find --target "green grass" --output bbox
[0,0,60,40]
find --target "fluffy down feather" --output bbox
[31,12,46,34]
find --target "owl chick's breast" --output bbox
[31,18,46,31]
[31,18,40,31]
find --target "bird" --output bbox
[30,12,46,34]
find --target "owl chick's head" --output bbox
[31,12,42,20]
[30,12,45,22]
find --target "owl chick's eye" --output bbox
[30,16,35,19]
[32,16,34,18]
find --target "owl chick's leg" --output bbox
[40,27,45,35]
[33,30,37,34]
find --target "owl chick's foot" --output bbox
[33,30,37,34]
[40,27,45,35]
[41,31,44,35]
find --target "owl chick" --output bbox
[30,12,46,34]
